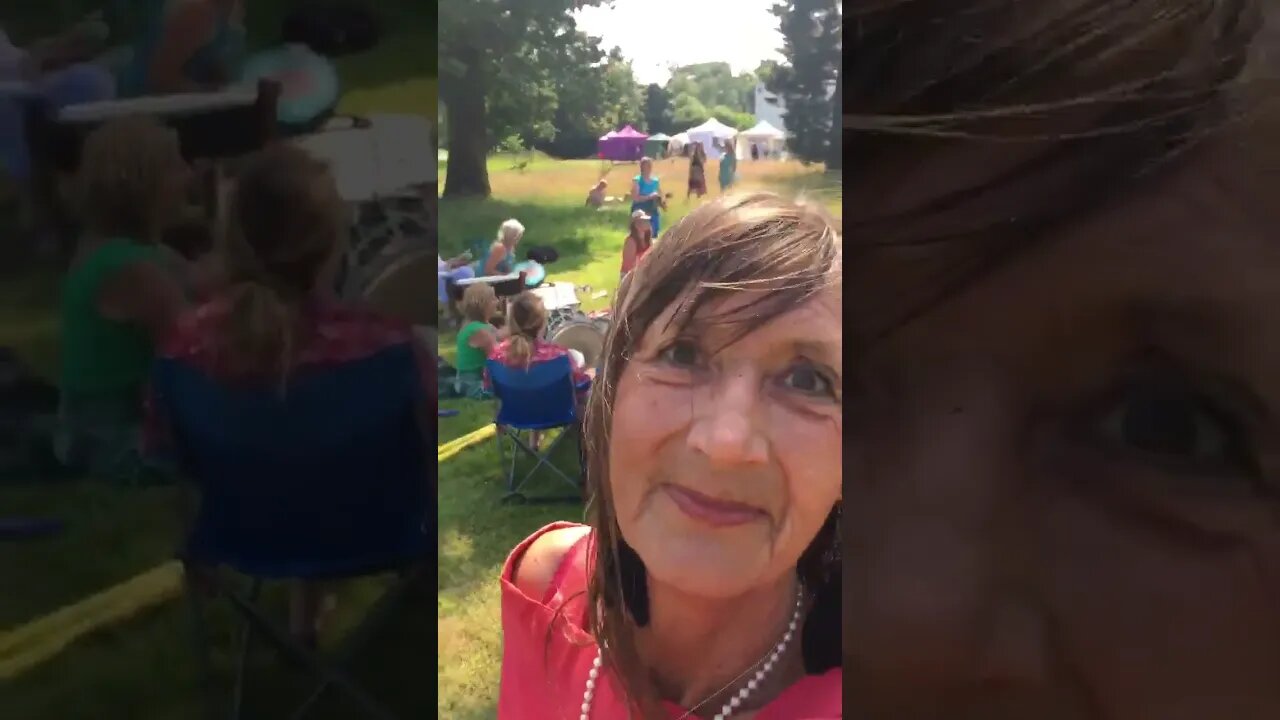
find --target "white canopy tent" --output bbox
[668,131,691,152]
[685,118,738,160]
[739,119,787,159]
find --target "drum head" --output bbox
[241,46,340,129]
[363,250,436,325]
[549,321,606,369]
[512,260,545,287]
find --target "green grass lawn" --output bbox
[435,155,842,716]
[0,2,437,717]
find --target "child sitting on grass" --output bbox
[585,179,608,208]
[452,283,503,398]
[57,116,192,484]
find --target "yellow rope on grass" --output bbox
[0,419,495,680]
[0,561,183,680]
[438,423,496,462]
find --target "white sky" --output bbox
[573,0,785,86]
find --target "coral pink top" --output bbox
[497,522,842,719]
[620,235,651,275]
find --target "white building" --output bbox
[754,82,788,134]
[752,80,839,136]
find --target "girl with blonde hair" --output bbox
[147,143,435,644]
[486,291,592,450]
[453,282,502,398]
[56,115,191,483]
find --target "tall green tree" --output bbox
[671,93,711,129]
[439,0,603,198]
[769,0,841,164]
[665,62,757,117]
[643,83,674,134]
[538,45,642,157]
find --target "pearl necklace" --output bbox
[579,587,804,720]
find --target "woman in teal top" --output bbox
[473,218,526,277]
[630,157,662,235]
[119,0,247,97]
[718,138,738,193]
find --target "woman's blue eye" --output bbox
[1093,384,1254,474]
[781,363,834,397]
[660,340,700,367]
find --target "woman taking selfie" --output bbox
[848,1,1280,718]
[497,194,842,718]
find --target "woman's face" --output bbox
[609,286,843,599]
[845,136,1280,719]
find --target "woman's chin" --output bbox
[633,532,774,600]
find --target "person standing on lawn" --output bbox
[718,137,737,193]
[687,142,708,200]
[630,156,662,236]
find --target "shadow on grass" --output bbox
[436,395,585,718]
[0,483,182,627]
[437,395,584,594]
[3,572,437,720]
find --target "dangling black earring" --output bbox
[617,536,650,627]
[799,504,841,673]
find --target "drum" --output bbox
[511,260,546,287]
[335,187,436,325]
[240,45,340,135]
[548,320,607,370]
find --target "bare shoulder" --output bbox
[511,525,592,602]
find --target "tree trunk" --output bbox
[826,63,842,170]
[442,47,491,199]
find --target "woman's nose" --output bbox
[846,376,1057,708]
[686,370,769,468]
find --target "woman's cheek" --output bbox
[611,372,689,458]
[770,396,842,458]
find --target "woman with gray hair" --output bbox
[474,218,525,277]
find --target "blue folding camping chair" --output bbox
[150,343,432,720]
[486,356,586,503]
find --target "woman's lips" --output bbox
[663,485,765,527]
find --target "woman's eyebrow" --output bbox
[791,340,841,366]
[1124,299,1246,351]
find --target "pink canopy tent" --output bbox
[597,124,649,161]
